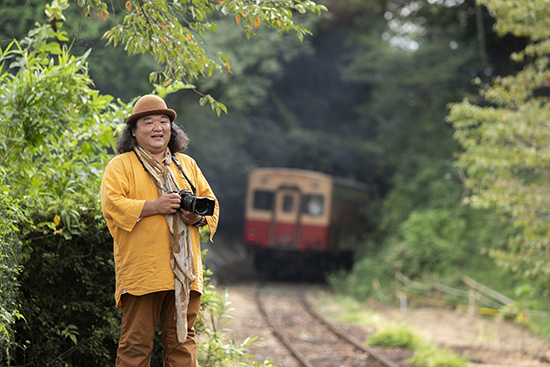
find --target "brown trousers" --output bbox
[116,290,201,367]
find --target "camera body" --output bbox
[178,190,215,216]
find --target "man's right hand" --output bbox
[141,193,181,217]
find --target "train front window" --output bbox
[302,195,324,216]
[253,190,274,210]
[282,195,294,212]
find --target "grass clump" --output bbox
[407,344,471,367]
[367,324,423,349]
[367,323,471,367]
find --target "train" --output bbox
[242,167,370,280]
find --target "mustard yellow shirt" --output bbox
[101,151,219,307]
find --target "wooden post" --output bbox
[395,270,401,306]
[468,286,476,314]
[434,273,441,301]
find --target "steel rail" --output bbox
[254,285,315,367]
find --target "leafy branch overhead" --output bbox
[77,0,327,115]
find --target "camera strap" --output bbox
[171,154,197,196]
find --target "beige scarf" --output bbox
[134,146,195,344]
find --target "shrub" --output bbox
[11,211,119,366]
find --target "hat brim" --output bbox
[126,108,177,125]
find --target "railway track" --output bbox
[254,283,409,367]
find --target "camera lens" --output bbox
[194,199,209,215]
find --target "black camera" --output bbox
[178,190,215,216]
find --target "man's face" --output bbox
[133,114,171,155]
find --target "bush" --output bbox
[11,211,119,366]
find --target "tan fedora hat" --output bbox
[126,95,177,124]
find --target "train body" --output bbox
[243,168,369,279]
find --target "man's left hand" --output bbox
[180,210,202,226]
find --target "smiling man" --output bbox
[101,95,219,366]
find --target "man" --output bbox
[101,94,219,366]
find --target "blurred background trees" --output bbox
[449,0,550,279]
[2,0,550,364]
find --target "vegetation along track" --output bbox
[254,283,411,367]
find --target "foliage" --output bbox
[193,12,317,114]
[80,0,327,114]
[0,0,167,101]
[11,213,119,366]
[367,324,423,350]
[0,4,129,363]
[0,24,127,222]
[407,343,471,367]
[0,6,128,363]
[0,169,24,361]
[386,209,476,276]
[327,253,394,302]
[447,0,550,279]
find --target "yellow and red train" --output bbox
[242,168,369,280]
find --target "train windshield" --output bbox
[302,194,324,216]
[282,195,294,212]
[253,190,275,210]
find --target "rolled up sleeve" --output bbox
[101,158,145,232]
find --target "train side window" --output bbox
[302,195,324,216]
[282,195,294,212]
[253,190,274,210]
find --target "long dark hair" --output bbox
[116,120,190,154]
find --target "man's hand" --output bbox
[141,193,181,217]
[180,210,202,226]
[154,193,182,214]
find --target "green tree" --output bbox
[447,0,550,279]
